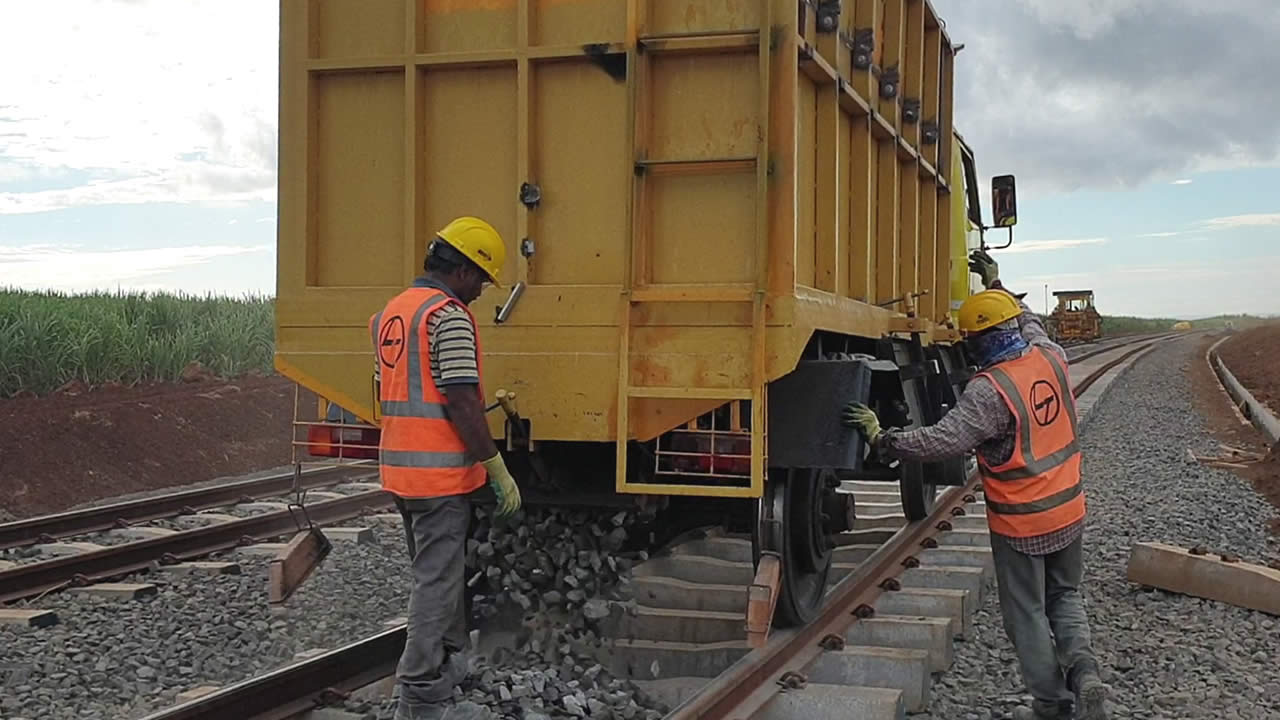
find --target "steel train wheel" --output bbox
[752,467,833,627]
[898,459,937,521]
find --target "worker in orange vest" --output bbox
[842,250,1108,720]
[370,216,520,720]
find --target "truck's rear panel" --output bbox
[275,0,966,488]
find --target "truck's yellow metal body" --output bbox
[274,0,981,497]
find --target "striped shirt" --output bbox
[877,286,1083,555]
[426,303,480,387]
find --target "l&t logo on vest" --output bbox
[1028,379,1061,426]
[379,315,406,370]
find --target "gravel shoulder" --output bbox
[922,335,1280,720]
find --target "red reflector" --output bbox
[306,426,337,457]
[305,426,380,460]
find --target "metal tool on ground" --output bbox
[268,466,333,604]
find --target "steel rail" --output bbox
[128,334,1166,720]
[1071,337,1167,396]
[137,627,405,720]
[664,333,1161,720]
[667,480,980,720]
[1068,332,1174,365]
[0,464,375,551]
[0,490,392,603]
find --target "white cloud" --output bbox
[1132,212,1280,238]
[998,237,1109,254]
[1171,178,1193,185]
[1200,212,1280,230]
[0,243,270,293]
[0,1,278,213]
[0,166,274,214]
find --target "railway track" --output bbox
[0,463,384,602]
[1066,332,1176,365]
[0,485,389,603]
[0,464,374,552]
[124,335,1168,720]
[659,335,1172,720]
[0,461,637,604]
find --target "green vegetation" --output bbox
[1099,315,1179,335]
[1182,314,1272,330]
[1100,313,1271,336]
[0,288,275,398]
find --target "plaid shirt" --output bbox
[877,291,1083,555]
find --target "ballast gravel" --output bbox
[0,528,408,720]
[921,337,1280,720]
[0,505,665,720]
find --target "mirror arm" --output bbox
[980,225,1014,251]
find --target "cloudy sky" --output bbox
[1,1,1277,317]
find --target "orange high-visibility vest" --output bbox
[369,287,486,499]
[974,346,1086,538]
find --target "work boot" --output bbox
[1011,698,1071,720]
[394,700,494,720]
[1070,663,1110,720]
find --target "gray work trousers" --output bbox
[990,533,1098,707]
[394,494,471,708]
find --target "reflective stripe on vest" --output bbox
[369,288,487,498]
[975,346,1086,537]
[379,449,470,468]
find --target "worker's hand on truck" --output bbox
[481,453,523,520]
[968,249,999,289]
[841,402,882,445]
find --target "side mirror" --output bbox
[991,174,1017,227]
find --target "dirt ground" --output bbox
[1188,330,1280,544]
[0,373,314,520]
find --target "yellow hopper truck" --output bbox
[273,0,1018,626]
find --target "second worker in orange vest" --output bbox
[370,216,519,720]
[842,251,1109,720]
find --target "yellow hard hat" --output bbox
[957,289,1023,334]
[434,216,506,286]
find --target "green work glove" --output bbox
[841,402,882,445]
[480,453,522,520]
[968,249,999,288]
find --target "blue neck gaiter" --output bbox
[967,329,1029,368]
